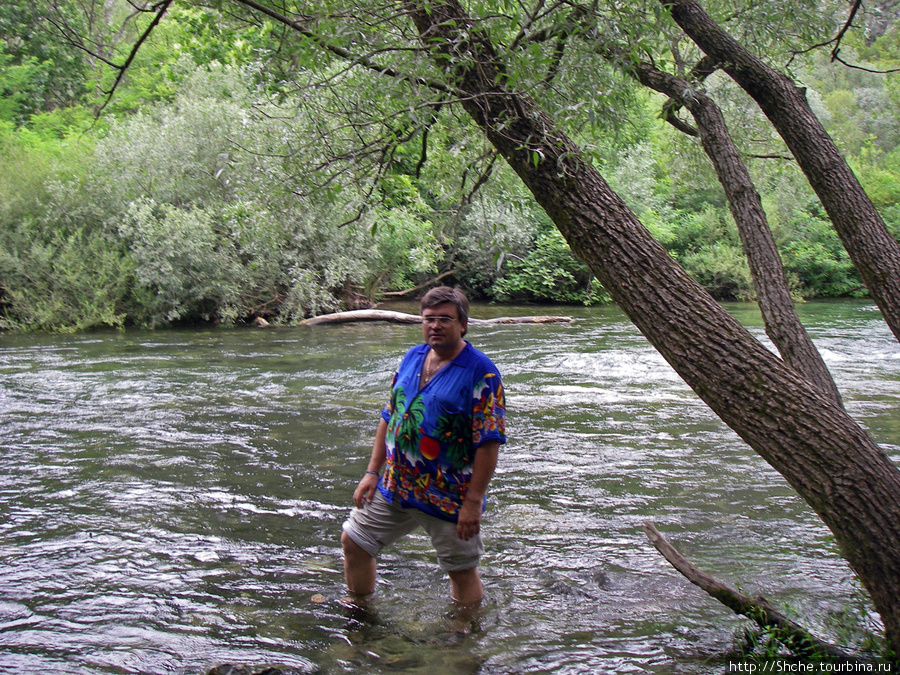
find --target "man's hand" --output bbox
[353,472,380,509]
[456,441,498,540]
[456,499,482,541]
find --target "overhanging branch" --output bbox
[459,149,499,206]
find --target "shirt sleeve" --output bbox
[472,367,506,448]
[381,371,398,422]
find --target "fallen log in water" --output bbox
[298,309,572,326]
[642,520,858,662]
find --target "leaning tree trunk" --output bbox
[663,0,900,347]
[404,0,900,658]
[623,56,843,406]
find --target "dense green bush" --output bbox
[491,230,609,305]
[679,243,756,301]
[0,222,141,331]
[781,237,865,298]
[450,201,543,300]
[0,64,388,329]
[121,199,244,324]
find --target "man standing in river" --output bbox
[341,286,506,610]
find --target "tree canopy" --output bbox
[3,0,900,329]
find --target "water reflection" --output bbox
[0,301,897,673]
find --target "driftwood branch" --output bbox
[298,309,572,326]
[642,521,858,662]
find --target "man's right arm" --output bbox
[353,418,388,508]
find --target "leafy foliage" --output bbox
[780,212,865,298]
[680,243,756,301]
[0,222,140,331]
[492,230,609,305]
[0,4,86,125]
[2,0,900,330]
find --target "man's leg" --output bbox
[341,530,377,598]
[419,511,485,606]
[448,566,483,605]
[341,491,419,598]
[446,566,483,634]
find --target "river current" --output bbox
[1,300,898,674]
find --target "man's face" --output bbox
[421,301,466,352]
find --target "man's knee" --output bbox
[448,566,478,582]
[341,530,370,559]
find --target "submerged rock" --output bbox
[207,666,285,675]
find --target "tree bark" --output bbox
[404,0,900,657]
[663,0,900,347]
[620,56,843,406]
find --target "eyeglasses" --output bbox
[422,315,458,326]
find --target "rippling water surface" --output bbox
[1,300,898,674]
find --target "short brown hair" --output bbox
[420,286,469,331]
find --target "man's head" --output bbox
[421,286,469,325]
[420,286,469,348]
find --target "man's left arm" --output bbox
[456,440,500,541]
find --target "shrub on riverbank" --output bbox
[0,53,889,330]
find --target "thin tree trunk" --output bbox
[622,56,843,405]
[663,0,900,347]
[404,0,900,658]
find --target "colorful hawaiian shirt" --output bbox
[378,341,506,523]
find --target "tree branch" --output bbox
[459,149,499,206]
[543,31,571,84]
[381,270,458,297]
[231,0,457,95]
[643,521,860,663]
[42,0,168,73]
[96,0,174,114]
[658,54,719,136]
[415,124,431,179]
[660,99,698,136]
[829,0,862,61]
[787,0,900,74]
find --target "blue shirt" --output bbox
[379,341,506,522]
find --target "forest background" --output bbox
[2,1,900,331]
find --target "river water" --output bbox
[0,300,898,674]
